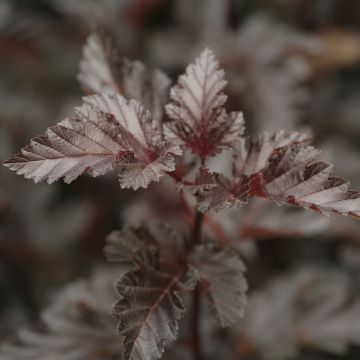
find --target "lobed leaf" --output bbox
[166,48,245,158]
[198,131,360,219]
[105,222,199,360]
[105,227,159,267]
[261,144,360,218]
[113,264,198,360]
[105,222,187,267]
[234,130,310,176]
[197,131,308,212]
[4,94,181,190]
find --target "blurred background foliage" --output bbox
[1,0,360,359]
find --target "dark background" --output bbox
[1,1,360,358]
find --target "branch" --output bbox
[191,210,204,360]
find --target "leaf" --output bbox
[0,268,124,360]
[3,94,181,190]
[105,222,199,360]
[105,221,186,267]
[234,131,310,177]
[150,15,319,133]
[261,144,360,218]
[165,48,245,157]
[189,243,247,327]
[78,32,122,95]
[197,131,309,212]
[105,227,159,266]
[200,130,360,216]
[78,33,171,125]
[119,58,171,127]
[113,264,198,360]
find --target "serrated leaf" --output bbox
[200,130,360,217]
[261,144,360,218]
[234,131,310,176]
[197,131,309,212]
[4,94,181,190]
[105,222,199,360]
[166,48,245,157]
[0,268,124,360]
[78,33,171,125]
[113,265,198,360]
[189,244,247,327]
[105,227,158,267]
[105,221,186,267]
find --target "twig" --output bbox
[192,210,204,246]
[191,210,204,360]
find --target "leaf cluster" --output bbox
[3,31,360,360]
